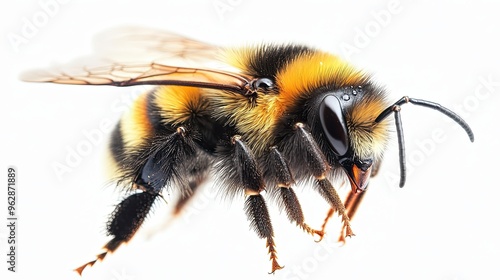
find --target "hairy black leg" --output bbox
[268,147,322,238]
[229,136,283,273]
[75,127,196,275]
[292,123,353,241]
[75,191,157,275]
[244,194,282,273]
[75,190,160,275]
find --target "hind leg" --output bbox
[75,127,198,275]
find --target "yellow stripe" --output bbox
[154,86,207,126]
[276,52,366,112]
[120,92,152,149]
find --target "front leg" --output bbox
[320,160,380,244]
[292,123,354,241]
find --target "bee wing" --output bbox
[21,26,253,94]
[21,62,252,93]
[90,26,221,67]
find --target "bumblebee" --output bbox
[22,26,474,275]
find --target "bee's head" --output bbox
[316,84,390,192]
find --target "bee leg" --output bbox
[268,147,322,239]
[318,208,335,242]
[292,123,353,242]
[76,127,196,275]
[172,152,211,216]
[245,195,283,274]
[172,181,202,215]
[75,191,158,275]
[318,191,364,245]
[145,152,211,239]
[231,136,283,273]
[314,179,354,241]
[335,190,367,244]
[332,160,380,243]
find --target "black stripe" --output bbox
[246,44,313,79]
[146,88,174,135]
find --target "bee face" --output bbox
[21,26,473,275]
[316,85,390,191]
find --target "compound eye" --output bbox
[319,95,349,156]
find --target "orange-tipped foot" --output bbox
[313,230,326,243]
[344,224,355,238]
[74,259,97,276]
[74,250,110,275]
[336,223,355,245]
[299,223,325,242]
[269,259,284,274]
[265,237,284,274]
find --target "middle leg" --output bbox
[267,146,322,238]
[221,135,283,273]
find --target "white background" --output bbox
[1,0,499,280]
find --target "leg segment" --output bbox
[314,179,354,241]
[75,191,157,275]
[317,190,366,244]
[171,152,212,216]
[244,194,282,273]
[335,190,367,243]
[343,159,380,220]
[291,123,353,241]
[343,189,366,225]
[332,160,379,243]
[268,147,322,238]
[230,136,283,273]
[144,152,212,239]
